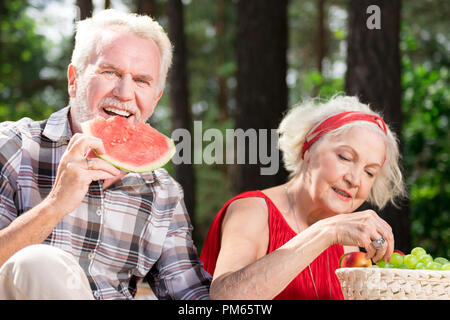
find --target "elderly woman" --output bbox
[200,96,407,300]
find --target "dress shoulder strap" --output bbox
[200,190,268,276]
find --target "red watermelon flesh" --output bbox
[81,116,175,172]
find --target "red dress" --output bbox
[200,190,344,300]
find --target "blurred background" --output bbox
[0,0,448,257]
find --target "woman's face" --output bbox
[303,126,386,215]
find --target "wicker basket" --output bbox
[335,267,450,300]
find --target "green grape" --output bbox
[411,247,427,258]
[426,262,441,270]
[419,254,433,265]
[389,252,404,267]
[383,262,395,268]
[434,257,449,265]
[415,262,427,269]
[404,254,419,269]
[442,263,450,271]
[376,259,387,268]
[396,264,409,269]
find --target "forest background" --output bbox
[0,0,448,257]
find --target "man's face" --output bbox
[68,29,163,133]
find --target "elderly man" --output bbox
[0,9,211,300]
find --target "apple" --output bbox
[393,249,405,256]
[339,252,372,268]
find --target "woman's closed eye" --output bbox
[339,154,375,177]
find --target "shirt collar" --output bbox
[42,106,73,142]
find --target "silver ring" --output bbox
[371,237,385,250]
[86,158,94,170]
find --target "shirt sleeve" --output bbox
[0,129,21,230]
[147,191,212,300]
[0,174,18,230]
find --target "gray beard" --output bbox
[68,79,95,133]
[70,99,95,123]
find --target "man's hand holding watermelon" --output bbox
[46,133,121,216]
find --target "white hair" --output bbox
[71,9,173,91]
[278,95,407,209]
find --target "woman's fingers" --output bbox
[367,218,394,263]
[364,236,378,261]
[370,234,387,262]
[373,214,394,262]
[382,230,395,262]
[332,210,394,263]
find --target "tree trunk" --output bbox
[73,1,92,54]
[76,0,93,20]
[167,0,197,228]
[233,0,289,194]
[136,0,157,17]
[345,0,411,252]
[215,0,228,123]
[317,0,326,74]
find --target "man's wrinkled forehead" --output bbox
[86,27,161,69]
[86,27,127,65]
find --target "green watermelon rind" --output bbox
[81,120,176,173]
[93,139,176,173]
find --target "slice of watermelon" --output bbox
[81,116,175,173]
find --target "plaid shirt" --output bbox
[0,107,211,300]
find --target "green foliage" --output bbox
[183,0,237,119]
[0,1,61,121]
[301,70,344,100]
[287,1,347,105]
[401,29,450,257]
[293,17,449,258]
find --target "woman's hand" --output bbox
[322,210,394,262]
[45,133,121,216]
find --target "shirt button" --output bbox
[93,291,100,299]
[96,208,102,216]
[88,252,95,260]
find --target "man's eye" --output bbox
[135,79,150,86]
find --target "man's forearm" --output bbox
[0,199,63,267]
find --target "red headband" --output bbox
[301,111,387,160]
